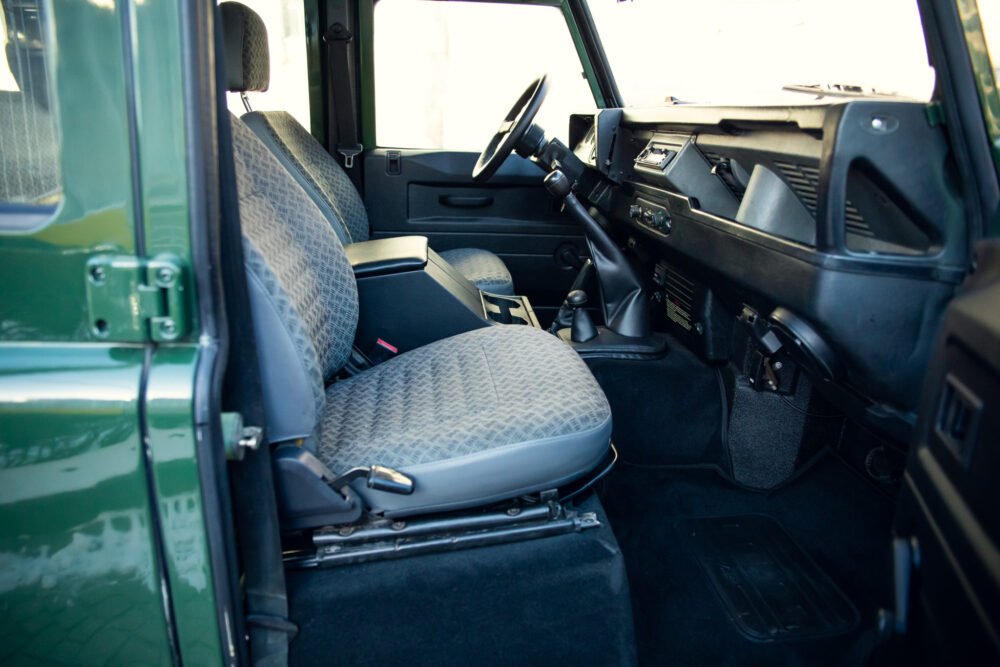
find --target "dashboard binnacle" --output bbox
[569,101,967,426]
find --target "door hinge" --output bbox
[85,254,190,342]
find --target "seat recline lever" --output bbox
[330,465,415,495]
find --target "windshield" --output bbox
[586,0,936,107]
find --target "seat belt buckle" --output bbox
[337,143,363,169]
[368,338,398,365]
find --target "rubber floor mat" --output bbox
[676,515,859,642]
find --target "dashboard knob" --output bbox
[652,210,671,231]
[628,204,642,219]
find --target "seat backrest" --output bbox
[243,111,371,245]
[230,113,359,446]
[219,1,371,246]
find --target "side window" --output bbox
[0,0,60,211]
[225,0,311,131]
[374,0,595,150]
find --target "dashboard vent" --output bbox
[774,161,821,215]
[665,265,695,314]
[774,160,874,239]
[845,201,874,237]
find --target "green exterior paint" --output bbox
[145,345,227,665]
[0,0,137,341]
[957,0,1000,235]
[0,345,174,666]
[0,0,224,664]
[559,1,606,107]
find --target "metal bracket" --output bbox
[85,254,189,342]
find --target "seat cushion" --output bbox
[438,247,515,296]
[317,325,612,517]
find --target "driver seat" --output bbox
[220,2,515,295]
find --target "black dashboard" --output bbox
[569,101,968,424]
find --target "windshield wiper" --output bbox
[782,83,905,99]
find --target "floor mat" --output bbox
[677,515,859,642]
[601,456,894,666]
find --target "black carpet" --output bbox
[601,455,894,666]
[586,346,726,468]
[286,494,636,666]
[677,515,859,642]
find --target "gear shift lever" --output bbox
[544,170,650,338]
[567,289,597,342]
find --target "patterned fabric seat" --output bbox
[221,2,515,295]
[230,110,612,518]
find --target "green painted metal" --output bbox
[0,345,174,666]
[84,254,189,343]
[956,0,1000,235]
[559,0,605,107]
[0,0,136,341]
[144,346,227,665]
[0,0,225,664]
[128,0,226,658]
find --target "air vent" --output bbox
[663,266,695,332]
[774,160,872,240]
[774,161,821,215]
[845,201,874,237]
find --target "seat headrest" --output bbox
[220,2,270,93]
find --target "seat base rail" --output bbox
[287,501,599,568]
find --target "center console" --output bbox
[346,236,538,353]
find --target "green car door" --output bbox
[0,0,231,664]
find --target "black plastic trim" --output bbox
[179,2,244,665]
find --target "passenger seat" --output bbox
[220,2,516,296]
[228,109,612,525]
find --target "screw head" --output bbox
[89,266,106,283]
[391,521,406,531]
[156,267,174,285]
[159,320,177,336]
[506,507,521,517]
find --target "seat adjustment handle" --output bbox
[330,465,415,495]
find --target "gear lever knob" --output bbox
[566,289,587,308]
[543,170,572,199]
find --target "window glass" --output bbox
[0,0,60,207]
[226,0,311,131]
[374,0,596,150]
[587,0,935,107]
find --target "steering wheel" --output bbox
[472,75,549,182]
